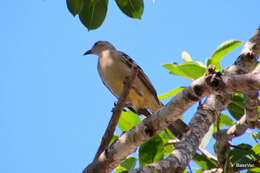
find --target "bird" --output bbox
[84,41,189,139]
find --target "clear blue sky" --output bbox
[1,1,259,173]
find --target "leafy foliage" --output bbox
[158,129,175,156]
[193,153,218,169]
[109,134,118,146]
[158,87,184,100]
[118,110,141,132]
[79,0,108,30]
[219,113,233,127]
[66,0,144,30]
[163,62,207,80]
[139,129,174,166]
[115,156,137,173]
[206,40,242,71]
[66,0,83,16]
[211,40,242,63]
[139,134,164,166]
[115,0,144,19]
[248,168,260,173]
[200,124,214,148]
[182,51,192,62]
[251,143,260,155]
[228,144,259,168]
[227,93,245,120]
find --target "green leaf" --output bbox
[79,0,108,30]
[206,58,221,72]
[252,143,260,154]
[158,129,174,143]
[219,113,234,127]
[66,0,83,16]
[252,61,259,71]
[182,51,192,62]
[195,169,203,173]
[163,143,174,156]
[228,144,258,167]
[163,62,207,80]
[118,110,141,132]
[163,63,188,78]
[115,156,137,173]
[248,168,260,173]
[211,40,242,63]
[158,87,184,100]
[193,153,218,169]
[227,93,244,120]
[158,129,175,156]
[139,135,164,166]
[201,124,214,148]
[109,134,118,146]
[115,0,144,19]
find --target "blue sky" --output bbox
[0,0,259,172]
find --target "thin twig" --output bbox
[247,129,259,143]
[188,164,193,173]
[164,139,179,147]
[216,115,220,132]
[203,168,223,173]
[228,143,251,150]
[198,146,218,163]
[94,64,138,160]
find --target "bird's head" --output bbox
[84,41,116,56]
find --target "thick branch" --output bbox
[128,94,221,173]
[241,27,260,128]
[127,27,260,172]
[213,114,248,166]
[211,27,260,167]
[244,91,259,128]
[209,70,260,94]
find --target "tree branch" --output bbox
[93,64,139,160]
[212,27,260,167]
[202,168,223,173]
[126,27,260,173]
[198,146,218,163]
[244,91,259,128]
[213,114,248,166]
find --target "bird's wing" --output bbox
[119,52,160,104]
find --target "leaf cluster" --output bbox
[66,0,144,30]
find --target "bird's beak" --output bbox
[83,49,92,55]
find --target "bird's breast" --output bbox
[99,50,114,69]
[98,52,128,97]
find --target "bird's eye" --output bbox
[94,42,98,46]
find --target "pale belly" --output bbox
[98,57,145,110]
[97,52,160,113]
